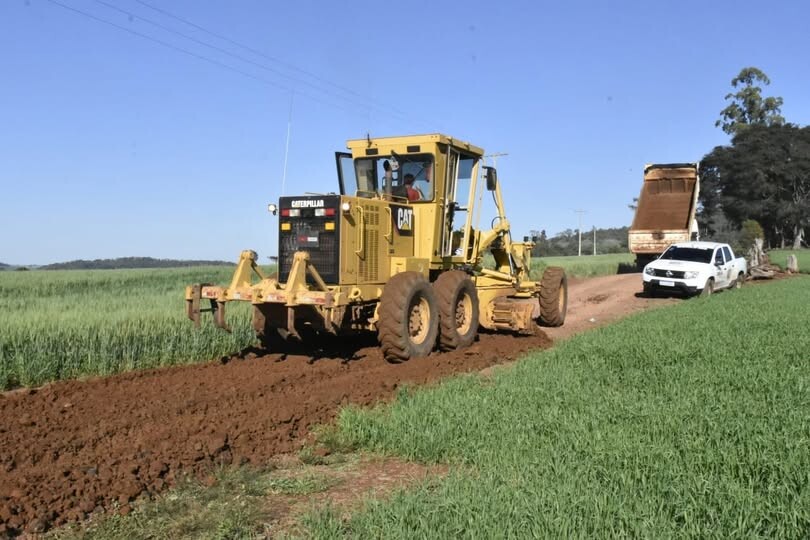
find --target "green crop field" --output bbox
[769,248,810,273]
[307,277,810,537]
[0,254,633,391]
[533,252,635,278]
[0,267,261,390]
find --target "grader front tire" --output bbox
[538,266,568,327]
[378,272,439,362]
[434,271,479,351]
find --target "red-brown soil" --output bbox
[0,273,672,536]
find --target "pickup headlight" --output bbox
[684,271,699,279]
[644,267,656,276]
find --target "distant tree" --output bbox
[531,226,629,256]
[700,124,810,248]
[716,67,784,136]
[41,257,235,270]
[739,219,765,250]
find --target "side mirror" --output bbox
[484,166,497,191]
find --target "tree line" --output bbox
[528,226,629,257]
[699,67,808,249]
[39,257,234,270]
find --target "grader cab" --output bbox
[186,133,567,361]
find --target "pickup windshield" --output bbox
[660,246,713,264]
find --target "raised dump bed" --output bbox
[629,163,699,268]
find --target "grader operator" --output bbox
[186,133,567,362]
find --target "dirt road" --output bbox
[0,273,669,535]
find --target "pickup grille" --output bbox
[653,269,685,279]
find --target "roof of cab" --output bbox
[345,133,485,157]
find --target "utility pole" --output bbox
[573,209,587,256]
[593,226,596,255]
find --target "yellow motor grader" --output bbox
[186,133,567,361]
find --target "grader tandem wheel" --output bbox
[376,267,567,363]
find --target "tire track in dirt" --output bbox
[0,328,550,535]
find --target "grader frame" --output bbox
[186,133,567,361]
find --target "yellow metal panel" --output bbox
[281,222,291,231]
[389,257,430,277]
[325,222,335,231]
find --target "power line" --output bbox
[43,0,402,120]
[92,0,411,122]
[133,0,412,120]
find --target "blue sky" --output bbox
[2,0,808,265]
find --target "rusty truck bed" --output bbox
[631,165,698,231]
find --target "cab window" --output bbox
[352,154,434,201]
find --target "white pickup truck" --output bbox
[642,241,748,296]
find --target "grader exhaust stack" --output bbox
[186,133,567,361]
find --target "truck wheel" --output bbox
[378,272,439,362]
[701,278,714,297]
[635,255,656,272]
[538,266,567,327]
[733,272,745,289]
[434,270,479,351]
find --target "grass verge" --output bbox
[50,462,340,540]
[769,248,810,273]
[306,277,810,537]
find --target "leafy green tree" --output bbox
[740,219,765,247]
[739,219,765,250]
[716,67,784,136]
[700,124,810,248]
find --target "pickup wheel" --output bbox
[700,278,714,297]
[733,272,745,289]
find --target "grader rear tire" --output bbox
[538,266,567,327]
[434,270,479,351]
[378,272,439,362]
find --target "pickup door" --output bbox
[712,247,734,288]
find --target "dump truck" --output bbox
[629,163,700,269]
[186,133,567,361]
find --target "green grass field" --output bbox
[0,267,259,389]
[1,254,632,391]
[769,248,810,273]
[533,252,635,279]
[304,277,810,537]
